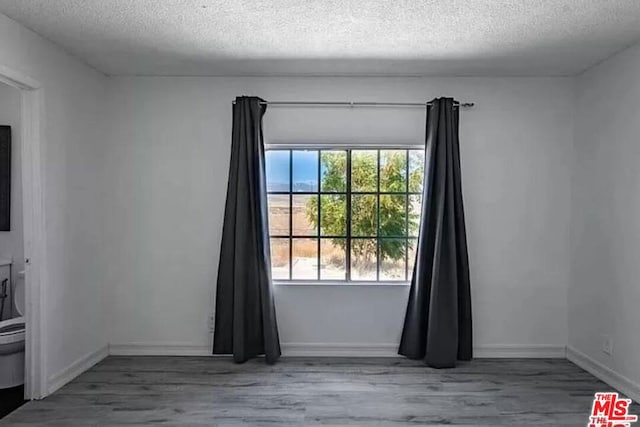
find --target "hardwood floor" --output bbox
[1,356,637,426]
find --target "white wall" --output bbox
[105,76,573,355]
[0,82,23,320]
[1,4,638,401]
[0,13,109,390]
[570,41,640,391]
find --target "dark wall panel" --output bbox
[0,126,11,231]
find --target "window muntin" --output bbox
[265,148,424,283]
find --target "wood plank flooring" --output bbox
[2,356,638,426]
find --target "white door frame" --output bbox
[0,64,47,399]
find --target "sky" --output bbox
[266,150,320,191]
[266,149,423,192]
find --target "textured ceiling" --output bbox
[1,0,640,76]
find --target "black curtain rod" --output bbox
[231,100,475,108]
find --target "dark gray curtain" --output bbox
[213,96,281,364]
[399,97,472,368]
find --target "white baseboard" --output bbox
[282,344,567,358]
[282,343,566,359]
[108,342,400,358]
[45,342,639,405]
[567,346,640,403]
[282,342,400,357]
[108,342,398,357]
[107,342,566,358]
[47,344,108,395]
[284,343,567,358]
[109,342,212,356]
[474,344,566,358]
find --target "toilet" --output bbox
[0,271,25,389]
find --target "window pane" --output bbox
[292,238,318,280]
[351,238,377,280]
[267,194,290,235]
[270,238,290,280]
[270,148,422,284]
[351,150,378,192]
[379,195,406,236]
[351,194,377,237]
[380,239,406,281]
[408,195,422,237]
[320,194,346,236]
[320,238,346,280]
[380,150,407,192]
[292,150,318,192]
[407,238,418,279]
[320,151,347,192]
[409,150,425,193]
[265,150,290,192]
[292,195,317,236]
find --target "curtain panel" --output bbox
[399,97,472,368]
[213,96,281,364]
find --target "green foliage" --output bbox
[319,151,347,192]
[306,150,424,267]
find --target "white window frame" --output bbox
[265,142,424,287]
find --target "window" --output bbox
[265,147,424,283]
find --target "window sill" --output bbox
[273,280,411,287]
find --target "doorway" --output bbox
[0,64,46,400]
[0,80,25,417]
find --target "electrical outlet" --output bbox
[602,335,613,355]
[208,314,215,332]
